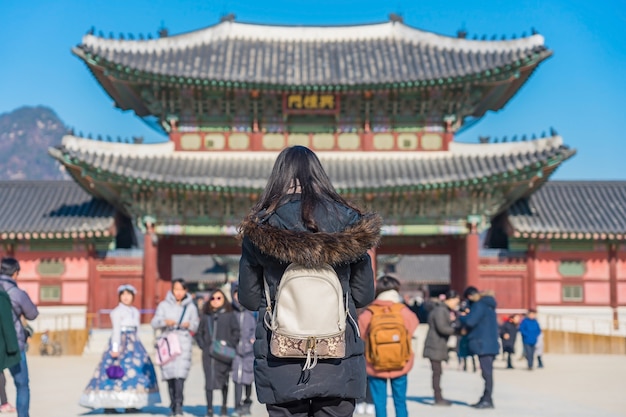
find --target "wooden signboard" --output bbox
[283,93,339,114]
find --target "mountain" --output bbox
[0,106,68,180]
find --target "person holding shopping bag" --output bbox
[151,278,199,417]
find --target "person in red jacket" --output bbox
[358,276,419,417]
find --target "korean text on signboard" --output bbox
[284,94,339,113]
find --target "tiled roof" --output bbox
[508,181,626,239]
[75,21,551,87]
[50,135,574,191]
[393,255,450,284]
[0,181,115,239]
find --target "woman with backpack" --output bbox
[195,288,240,417]
[237,146,381,417]
[151,278,199,417]
[358,275,418,417]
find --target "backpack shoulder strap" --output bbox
[262,273,275,330]
[390,303,405,314]
[366,304,387,315]
[178,305,188,326]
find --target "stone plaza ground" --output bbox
[5,348,626,417]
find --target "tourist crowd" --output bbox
[0,147,544,417]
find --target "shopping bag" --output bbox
[155,332,182,365]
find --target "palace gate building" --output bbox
[1,16,625,327]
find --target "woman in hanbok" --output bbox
[79,284,161,413]
[152,278,199,417]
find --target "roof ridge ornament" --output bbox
[158,22,168,38]
[221,13,236,23]
[389,13,403,24]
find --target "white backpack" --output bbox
[263,263,347,370]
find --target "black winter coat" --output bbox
[423,302,456,362]
[238,195,381,405]
[0,275,39,352]
[196,309,240,389]
[0,289,19,370]
[459,296,500,356]
[500,321,518,353]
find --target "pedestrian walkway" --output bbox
[6,350,626,416]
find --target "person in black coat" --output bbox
[459,287,499,410]
[230,284,256,416]
[0,288,19,413]
[196,289,240,417]
[0,289,19,371]
[423,290,460,406]
[500,314,520,369]
[238,146,381,417]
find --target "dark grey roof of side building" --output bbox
[508,181,626,235]
[0,181,115,236]
[75,21,551,86]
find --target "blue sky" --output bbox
[2,0,625,179]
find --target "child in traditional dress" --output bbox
[79,284,161,413]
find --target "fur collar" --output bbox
[376,289,403,303]
[239,212,382,267]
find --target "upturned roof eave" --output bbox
[76,45,550,91]
[49,136,575,195]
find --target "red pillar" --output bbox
[142,224,158,322]
[87,244,99,328]
[609,244,619,330]
[465,225,480,290]
[450,237,466,293]
[251,132,263,151]
[362,132,374,151]
[527,244,537,311]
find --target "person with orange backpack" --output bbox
[358,276,419,417]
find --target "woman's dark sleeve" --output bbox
[349,253,375,308]
[238,237,264,311]
[230,313,241,348]
[195,314,207,351]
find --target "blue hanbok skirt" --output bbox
[79,330,161,409]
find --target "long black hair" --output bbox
[246,146,360,231]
